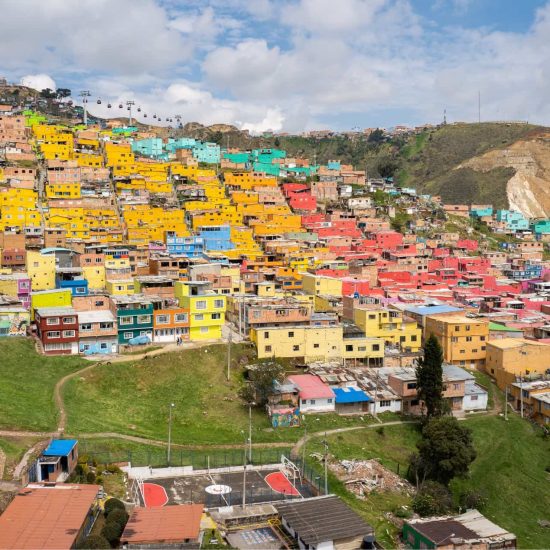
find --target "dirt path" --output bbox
[54,361,102,433]
[13,440,48,480]
[0,447,5,479]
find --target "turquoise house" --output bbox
[131,138,164,158]
[496,209,529,231]
[470,206,493,218]
[192,142,220,164]
[531,219,550,235]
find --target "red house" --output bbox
[35,306,79,355]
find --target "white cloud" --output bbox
[20,74,56,91]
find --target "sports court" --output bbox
[134,462,318,508]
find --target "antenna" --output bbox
[443,109,447,125]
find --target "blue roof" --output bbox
[43,439,77,457]
[405,304,462,316]
[333,387,371,404]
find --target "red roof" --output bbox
[121,505,203,544]
[0,484,99,549]
[288,374,335,399]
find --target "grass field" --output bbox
[0,339,87,431]
[0,435,42,480]
[306,415,550,549]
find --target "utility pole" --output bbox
[248,402,254,464]
[79,90,91,125]
[242,431,247,508]
[520,377,524,419]
[373,371,379,418]
[301,416,307,475]
[323,432,328,495]
[167,402,175,466]
[227,328,232,381]
[126,100,135,125]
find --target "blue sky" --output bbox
[1,0,549,132]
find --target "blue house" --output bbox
[192,142,221,164]
[56,268,89,296]
[36,439,78,482]
[496,210,529,231]
[198,225,234,251]
[333,386,371,414]
[166,234,205,257]
[531,219,550,236]
[470,206,493,218]
[131,138,164,158]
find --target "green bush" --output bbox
[103,498,125,517]
[106,508,129,528]
[86,471,96,484]
[412,481,453,517]
[77,535,110,549]
[460,489,488,511]
[101,521,124,545]
[375,426,385,437]
[393,506,412,519]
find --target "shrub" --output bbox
[460,489,488,511]
[105,464,122,474]
[375,426,385,436]
[77,535,110,549]
[103,498,125,516]
[394,506,412,519]
[101,521,124,545]
[106,508,129,528]
[86,471,96,484]
[412,481,453,517]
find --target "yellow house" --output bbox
[26,250,56,291]
[251,324,384,363]
[30,288,72,319]
[354,308,422,352]
[45,182,81,199]
[301,274,343,297]
[425,313,489,368]
[106,279,135,295]
[485,338,550,390]
[175,281,226,340]
[82,265,106,290]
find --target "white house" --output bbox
[287,374,335,413]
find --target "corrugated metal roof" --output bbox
[333,387,371,404]
[42,439,77,457]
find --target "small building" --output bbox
[0,483,101,549]
[275,495,375,550]
[403,509,516,549]
[35,306,79,355]
[333,386,371,415]
[287,374,335,413]
[37,439,79,483]
[121,504,203,548]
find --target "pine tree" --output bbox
[416,334,444,418]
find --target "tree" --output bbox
[416,334,444,418]
[40,88,56,99]
[77,535,110,549]
[101,521,124,545]
[103,497,125,516]
[55,88,71,99]
[412,481,453,516]
[367,128,385,144]
[106,508,129,528]
[239,361,285,406]
[415,416,477,486]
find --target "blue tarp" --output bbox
[43,439,77,457]
[333,387,371,404]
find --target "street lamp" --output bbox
[241,430,247,509]
[167,403,175,466]
[248,401,255,464]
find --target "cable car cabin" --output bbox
[37,439,79,483]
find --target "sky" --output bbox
[1,0,549,133]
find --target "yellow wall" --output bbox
[26,251,56,291]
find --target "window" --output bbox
[195,300,207,310]
[454,326,460,331]
[453,383,460,390]
[175,313,187,323]
[123,332,133,339]
[411,335,417,342]
[264,331,270,339]
[63,330,75,338]
[400,336,406,342]
[80,323,92,331]
[379,400,391,407]
[480,336,486,341]
[466,336,472,342]
[313,343,320,349]
[288,331,294,337]
[472,349,478,353]
[47,331,60,338]
[310,399,316,404]
[327,398,333,404]
[211,313,221,320]
[137,315,151,324]
[100,343,108,350]
[156,314,169,324]
[466,325,471,331]
[407,382,417,389]
[195,314,204,321]
[100,322,113,329]
[471,395,478,401]
[265,345,272,352]
[200,326,209,333]
[460,349,465,354]
[119,316,133,325]
[293,345,300,351]
[95,300,104,306]
[451,336,458,343]
[46,317,60,325]
[345,344,353,352]
[372,344,380,351]
[368,314,376,320]
[481,346,486,351]
[214,299,224,308]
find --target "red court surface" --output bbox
[142,482,168,507]
[264,472,300,496]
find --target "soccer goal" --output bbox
[281,455,302,488]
